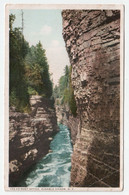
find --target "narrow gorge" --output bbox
[8,9,121,189]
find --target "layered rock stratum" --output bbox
[62,10,120,187]
[9,95,58,186]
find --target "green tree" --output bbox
[54,65,77,116]
[9,14,30,112]
[25,41,53,98]
[9,14,53,112]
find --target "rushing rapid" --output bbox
[18,124,73,187]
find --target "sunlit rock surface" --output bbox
[9,95,58,186]
[62,10,120,187]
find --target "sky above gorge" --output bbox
[10,9,70,85]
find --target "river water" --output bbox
[18,124,73,187]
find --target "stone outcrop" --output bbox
[55,103,79,145]
[67,115,79,145]
[62,10,120,187]
[9,95,58,186]
[55,102,69,125]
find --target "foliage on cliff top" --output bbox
[53,65,77,117]
[9,14,53,112]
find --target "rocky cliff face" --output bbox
[62,10,120,187]
[9,95,58,186]
[55,103,79,145]
[55,103,69,125]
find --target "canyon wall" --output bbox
[9,95,58,186]
[55,103,79,145]
[62,10,120,187]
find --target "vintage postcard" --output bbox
[4,4,124,191]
